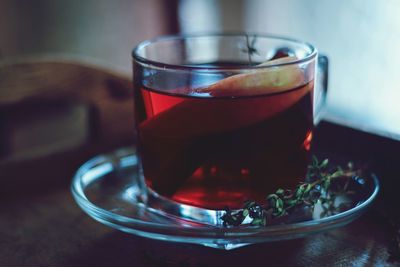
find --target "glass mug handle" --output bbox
[314,54,329,125]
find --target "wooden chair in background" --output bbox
[0,58,135,195]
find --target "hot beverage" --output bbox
[134,61,313,209]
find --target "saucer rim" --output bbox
[71,147,380,240]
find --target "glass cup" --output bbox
[132,33,327,225]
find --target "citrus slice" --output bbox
[197,56,305,97]
[140,56,311,137]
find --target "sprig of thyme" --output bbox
[241,35,259,65]
[221,156,359,227]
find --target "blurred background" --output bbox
[1,2,400,265]
[1,0,399,142]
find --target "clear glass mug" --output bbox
[132,33,327,224]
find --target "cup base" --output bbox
[144,187,227,226]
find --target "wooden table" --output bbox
[1,59,399,266]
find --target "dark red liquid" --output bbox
[136,82,313,210]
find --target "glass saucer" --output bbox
[71,147,379,250]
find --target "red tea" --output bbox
[135,80,313,210]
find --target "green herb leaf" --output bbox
[221,157,359,227]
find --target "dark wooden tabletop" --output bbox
[1,60,399,267]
